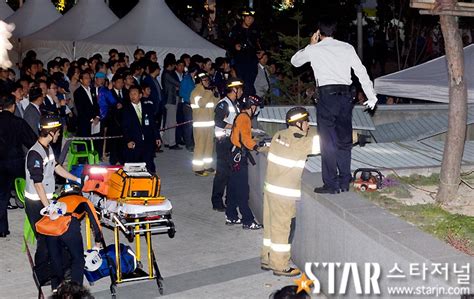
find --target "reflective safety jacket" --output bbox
[190,83,219,128]
[264,126,320,200]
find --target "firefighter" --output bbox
[260,107,320,276]
[210,78,243,212]
[24,114,81,286]
[228,7,261,96]
[190,72,219,176]
[226,95,263,230]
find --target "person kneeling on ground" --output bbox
[226,95,264,230]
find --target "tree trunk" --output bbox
[436,13,468,204]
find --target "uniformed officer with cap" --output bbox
[260,107,320,276]
[291,17,377,194]
[210,78,243,212]
[228,7,261,96]
[24,114,81,285]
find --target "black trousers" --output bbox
[225,159,255,225]
[316,85,354,191]
[234,55,258,97]
[46,218,84,289]
[182,104,194,148]
[0,158,25,234]
[210,138,232,209]
[25,198,51,286]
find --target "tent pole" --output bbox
[73,41,76,60]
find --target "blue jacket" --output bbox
[179,74,195,104]
[98,86,117,120]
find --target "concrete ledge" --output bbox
[249,153,473,298]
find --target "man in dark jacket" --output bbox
[73,71,101,138]
[161,57,181,150]
[121,86,162,173]
[23,86,45,136]
[0,95,36,237]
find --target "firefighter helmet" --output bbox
[241,7,256,16]
[286,107,309,126]
[239,95,263,110]
[40,114,62,131]
[226,77,244,89]
[196,71,209,80]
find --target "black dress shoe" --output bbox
[213,207,226,212]
[0,231,10,238]
[314,186,340,194]
[168,145,182,150]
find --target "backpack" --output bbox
[84,243,137,283]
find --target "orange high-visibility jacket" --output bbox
[230,113,257,150]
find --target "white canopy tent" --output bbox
[22,0,119,62]
[4,0,61,38]
[76,0,225,61]
[0,2,13,20]
[374,44,474,103]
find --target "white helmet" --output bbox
[84,249,102,272]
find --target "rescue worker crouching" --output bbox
[260,107,320,276]
[43,185,103,293]
[191,71,219,176]
[226,95,264,230]
[210,78,243,212]
[24,114,82,286]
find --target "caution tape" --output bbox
[64,120,195,141]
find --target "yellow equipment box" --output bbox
[107,163,165,205]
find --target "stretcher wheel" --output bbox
[168,222,175,239]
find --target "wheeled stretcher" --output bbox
[81,163,175,296]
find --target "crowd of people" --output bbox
[0,6,383,297]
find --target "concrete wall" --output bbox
[249,153,474,298]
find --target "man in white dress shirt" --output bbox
[291,17,377,194]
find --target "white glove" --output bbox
[40,201,67,220]
[76,177,82,185]
[363,98,378,110]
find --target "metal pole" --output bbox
[357,4,363,58]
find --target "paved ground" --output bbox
[0,148,302,299]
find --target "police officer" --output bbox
[226,95,263,230]
[291,17,377,194]
[260,107,320,276]
[190,72,219,176]
[210,78,243,212]
[24,114,81,285]
[228,7,261,96]
[0,95,36,237]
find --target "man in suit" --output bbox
[23,86,44,136]
[254,52,271,100]
[74,71,101,137]
[121,85,162,173]
[142,62,162,118]
[11,82,25,118]
[73,70,102,159]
